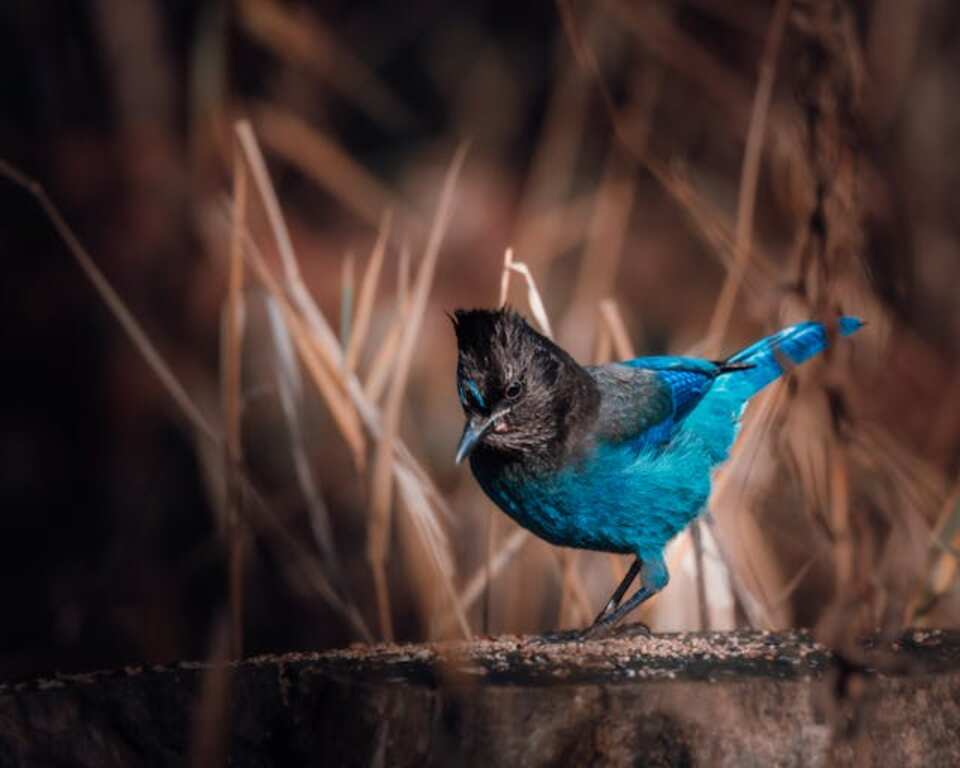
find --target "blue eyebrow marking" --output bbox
[463,379,485,409]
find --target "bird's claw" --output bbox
[576,620,651,642]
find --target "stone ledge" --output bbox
[2,629,958,767]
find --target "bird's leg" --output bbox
[592,557,642,624]
[526,558,644,646]
[580,557,669,640]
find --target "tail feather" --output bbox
[686,316,862,463]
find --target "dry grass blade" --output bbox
[598,298,636,359]
[499,248,554,338]
[688,520,711,630]
[557,551,591,627]
[397,242,411,311]
[222,128,465,638]
[235,121,300,283]
[234,232,360,452]
[829,446,853,593]
[911,490,960,621]
[234,120,366,470]
[262,296,339,571]
[593,322,613,366]
[222,145,248,659]
[498,247,515,308]
[232,135,453,543]
[933,491,960,581]
[364,242,409,400]
[224,149,247,470]
[368,142,470,640]
[256,106,417,232]
[769,552,821,611]
[708,384,793,630]
[346,211,393,373]
[0,158,218,443]
[236,120,354,368]
[340,251,355,351]
[244,250,367,474]
[363,319,403,404]
[395,463,470,639]
[483,509,497,633]
[705,0,792,355]
[512,260,554,338]
[236,221,459,589]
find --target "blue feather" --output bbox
[617,357,723,438]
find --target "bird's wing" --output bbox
[588,357,726,450]
[589,317,863,460]
[620,356,729,421]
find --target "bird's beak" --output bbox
[455,413,499,464]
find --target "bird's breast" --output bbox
[471,437,713,556]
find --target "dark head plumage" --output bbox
[451,308,598,466]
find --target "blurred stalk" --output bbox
[222,141,248,659]
[188,615,232,768]
[340,252,356,352]
[345,212,392,374]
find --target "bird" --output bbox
[451,308,862,638]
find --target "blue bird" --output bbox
[452,308,862,637]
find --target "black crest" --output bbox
[450,307,599,464]
[451,308,562,394]
[451,308,537,356]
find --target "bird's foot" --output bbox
[613,621,652,639]
[576,619,651,642]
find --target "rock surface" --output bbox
[1,629,958,767]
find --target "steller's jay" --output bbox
[452,308,862,637]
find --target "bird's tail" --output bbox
[686,316,863,463]
[722,316,863,395]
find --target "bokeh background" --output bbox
[1,0,959,683]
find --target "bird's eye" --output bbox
[505,382,522,400]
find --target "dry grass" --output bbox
[368,143,469,640]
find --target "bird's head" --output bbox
[451,308,590,464]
